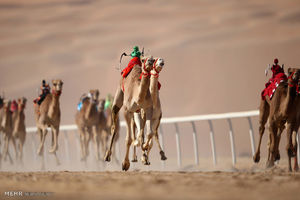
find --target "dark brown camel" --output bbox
[253,68,300,169]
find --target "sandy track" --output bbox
[1,169,300,200]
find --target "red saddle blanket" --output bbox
[261,72,287,100]
[121,57,142,78]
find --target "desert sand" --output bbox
[1,169,300,200]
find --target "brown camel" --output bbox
[35,79,63,166]
[12,97,27,163]
[104,56,155,171]
[132,58,167,162]
[0,100,16,164]
[253,68,300,168]
[75,90,106,161]
[281,68,300,171]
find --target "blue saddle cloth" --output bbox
[77,102,83,111]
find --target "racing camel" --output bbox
[35,79,63,167]
[132,58,167,162]
[0,100,16,164]
[75,90,107,161]
[12,97,27,163]
[253,68,300,168]
[104,56,155,171]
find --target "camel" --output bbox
[0,99,16,164]
[35,79,63,166]
[75,90,106,161]
[12,97,27,163]
[253,68,300,168]
[104,56,155,171]
[132,58,167,162]
[284,68,300,171]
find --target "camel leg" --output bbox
[2,135,12,164]
[266,121,277,168]
[286,122,294,171]
[105,90,123,162]
[10,136,18,162]
[92,126,100,161]
[122,110,133,171]
[292,130,299,171]
[142,108,154,165]
[78,127,86,161]
[274,123,285,162]
[253,99,270,163]
[37,128,47,156]
[131,118,138,162]
[49,126,59,153]
[85,127,92,157]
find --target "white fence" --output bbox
[25,110,300,169]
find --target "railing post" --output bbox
[174,123,182,168]
[208,120,217,166]
[247,117,256,157]
[227,118,236,165]
[159,125,166,169]
[191,121,199,165]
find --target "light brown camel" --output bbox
[75,90,106,161]
[253,68,300,168]
[12,97,27,163]
[0,100,16,164]
[104,56,155,171]
[132,58,167,162]
[35,79,63,166]
[99,98,120,163]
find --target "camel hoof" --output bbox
[275,152,280,161]
[133,140,140,147]
[294,166,299,172]
[160,151,167,161]
[49,147,57,154]
[266,160,274,168]
[37,148,43,156]
[141,153,150,165]
[122,160,130,171]
[104,151,111,162]
[131,156,138,162]
[253,153,260,163]
[287,148,295,157]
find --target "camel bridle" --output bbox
[288,72,300,94]
[150,58,161,78]
[141,57,150,78]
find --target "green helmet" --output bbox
[131,46,141,58]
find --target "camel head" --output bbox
[52,79,63,96]
[98,99,105,111]
[152,58,165,74]
[17,97,27,111]
[288,68,300,93]
[88,89,99,104]
[3,99,11,112]
[141,56,155,73]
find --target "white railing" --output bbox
[25,110,270,169]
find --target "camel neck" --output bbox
[284,79,297,116]
[150,71,159,107]
[85,101,98,119]
[137,68,151,104]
